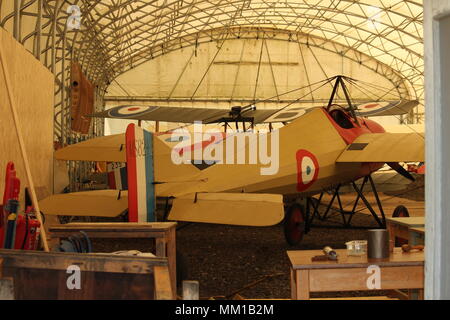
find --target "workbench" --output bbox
[386,217,425,246]
[49,222,177,296]
[287,248,424,300]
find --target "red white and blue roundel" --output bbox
[107,105,158,118]
[356,101,401,117]
[296,150,319,192]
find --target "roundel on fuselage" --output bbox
[296,150,319,192]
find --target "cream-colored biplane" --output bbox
[41,76,424,244]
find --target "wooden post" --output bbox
[0,259,15,300]
[296,270,310,300]
[183,281,199,300]
[0,41,49,252]
[154,265,174,300]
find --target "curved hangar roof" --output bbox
[0,0,424,122]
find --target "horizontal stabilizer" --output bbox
[336,133,424,163]
[39,190,128,217]
[55,134,126,162]
[168,193,284,227]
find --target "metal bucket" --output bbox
[367,229,390,259]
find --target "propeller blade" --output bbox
[387,162,415,182]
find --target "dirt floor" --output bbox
[90,208,388,299]
[176,212,383,299]
[88,183,425,300]
[385,174,425,202]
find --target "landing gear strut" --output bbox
[284,174,389,245]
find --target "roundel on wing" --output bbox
[296,150,319,192]
[108,105,158,118]
[357,101,400,115]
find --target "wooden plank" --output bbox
[49,231,167,239]
[290,268,297,300]
[0,29,54,218]
[388,223,410,242]
[57,270,95,300]
[0,259,14,300]
[309,266,424,292]
[388,289,410,300]
[313,296,399,300]
[48,222,178,295]
[409,227,425,246]
[385,217,425,228]
[0,278,14,300]
[0,250,167,274]
[287,248,424,270]
[0,27,51,252]
[154,265,174,300]
[410,227,425,234]
[50,222,177,230]
[296,270,309,300]
[167,226,177,295]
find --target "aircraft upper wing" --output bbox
[90,105,280,124]
[89,100,419,125]
[353,100,419,117]
[336,133,425,163]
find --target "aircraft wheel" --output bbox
[392,205,410,218]
[392,205,410,246]
[284,203,306,246]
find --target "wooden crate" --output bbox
[49,222,177,294]
[0,250,173,300]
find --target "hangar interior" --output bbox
[0,0,448,301]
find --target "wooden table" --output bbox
[386,217,425,246]
[49,222,177,297]
[409,227,425,246]
[287,248,424,300]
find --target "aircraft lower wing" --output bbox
[336,133,425,163]
[168,193,284,227]
[39,190,128,217]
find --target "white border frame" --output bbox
[424,0,450,300]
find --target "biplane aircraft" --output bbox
[40,76,424,245]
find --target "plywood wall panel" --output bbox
[0,28,54,202]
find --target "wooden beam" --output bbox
[0,250,167,274]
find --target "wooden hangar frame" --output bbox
[0,0,424,190]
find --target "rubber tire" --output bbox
[284,203,306,246]
[392,205,410,247]
[392,205,410,218]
